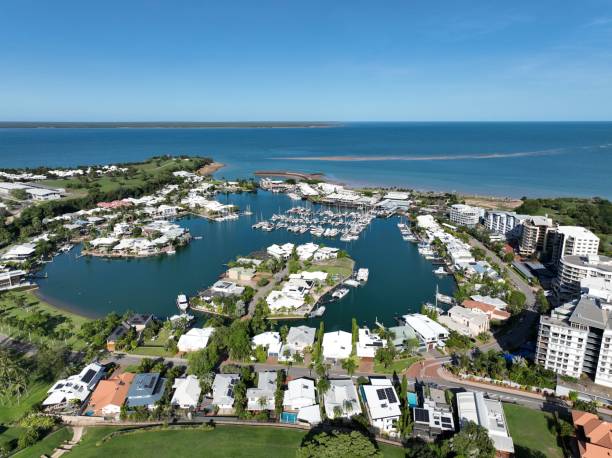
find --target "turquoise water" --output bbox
[37,191,455,331]
[0,122,611,197]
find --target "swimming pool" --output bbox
[280,412,298,424]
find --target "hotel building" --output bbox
[449,204,482,227]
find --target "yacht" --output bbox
[357,268,369,283]
[433,266,449,275]
[176,294,189,312]
[331,288,349,300]
[309,306,326,318]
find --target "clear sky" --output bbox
[1,0,612,121]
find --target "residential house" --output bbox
[572,410,612,458]
[323,379,361,419]
[462,300,511,321]
[87,372,134,418]
[412,386,455,440]
[403,314,450,349]
[361,378,401,437]
[126,373,167,410]
[283,377,317,411]
[456,391,514,457]
[267,243,295,260]
[2,243,36,261]
[43,362,106,407]
[279,326,316,360]
[247,371,277,411]
[227,267,256,282]
[252,331,282,358]
[0,269,27,291]
[106,323,131,352]
[177,327,215,353]
[357,327,386,358]
[171,375,201,409]
[212,374,239,410]
[322,330,353,361]
[438,306,489,338]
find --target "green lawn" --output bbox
[13,427,72,458]
[308,257,355,278]
[0,380,50,425]
[503,403,563,458]
[374,356,423,374]
[69,425,405,458]
[0,289,90,350]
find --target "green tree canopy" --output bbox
[296,430,381,458]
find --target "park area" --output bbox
[67,425,405,458]
[503,403,564,458]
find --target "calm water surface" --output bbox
[37,192,455,331]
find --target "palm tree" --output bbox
[258,396,268,410]
[0,351,28,405]
[333,405,343,419]
[342,399,354,415]
[342,357,357,376]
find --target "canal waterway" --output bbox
[37,191,455,331]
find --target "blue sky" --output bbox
[1,0,612,121]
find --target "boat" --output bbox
[167,249,176,255]
[243,205,253,216]
[435,285,454,305]
[331,288,349,300]
[309,306,326,318]
[356,268,369,283]
[176,294,189,312]
[287,192,302,201]
[344,279,360,288]
[193,236,203,240]
[433,266,449,275]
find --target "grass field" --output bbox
[69,425,405,458]
[0,289,90,350]
[307,257,355,278]
[13,427,72,458]
[374,356,423,374]
[503,403,563,458]
[41,157,205,196]
[0,380,52,455]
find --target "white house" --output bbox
[2,243,37,261]
[171,375,201,409]
[403,314,450,349]
[283,377,317,411]
[323,379,361,419]
[357,327,387,358]
[247,371,277,411]
[322,330,353,360]
[313,247,339,261]
[296,243,319,261]
[283,326,316,354]
[438,306,489,338]
[252,331,282,357]
[361,378,402,436]
[212,374,239,410]
[266,290,305,311]
[267,243,295,260]
[43,362,106,406]
[177,327,215,353]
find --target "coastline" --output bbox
[198,161,225,176]
[32,287,98,320]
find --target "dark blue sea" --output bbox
[0,122,611,198]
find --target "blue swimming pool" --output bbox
[280,412,298,424]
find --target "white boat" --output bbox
[344,279,360,288]
[176,294,189,312]
[243,205,253,216]
[309,306,326,318]
[167,249,176,255]
[193,236,203,240]
[433,266,449,275]
[288,192,302,201]
[357,268,369,283]
[332,288,349,300]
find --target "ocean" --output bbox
[0,122,610,198]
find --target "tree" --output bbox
[297,430,381,458]
[0,350,29,404]
[317,377,330,396]
[508,290,527,314]
[342,357,357,376]
[503,252,515,263]
[375,345,396,369]
[451,421,495,458]
[227,320,252,361]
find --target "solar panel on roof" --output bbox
[385,388,397,404]
[81,369,96,384]
[376,388,387,400]
[414,408,430,423]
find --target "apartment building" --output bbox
[484,210,527,239]
[550,226,600,267]
[536,296,612,387]
[519,216,554,257]
[449,204,482,227]
[554,254,612,302]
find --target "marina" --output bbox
[36,190,456,331]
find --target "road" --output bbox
[468,237,535,307]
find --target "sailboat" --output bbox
[243,205,253,216]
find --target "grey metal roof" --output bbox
[569,297,609,330]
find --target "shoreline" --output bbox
[32,287,99,320]
[198,161,225,176]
